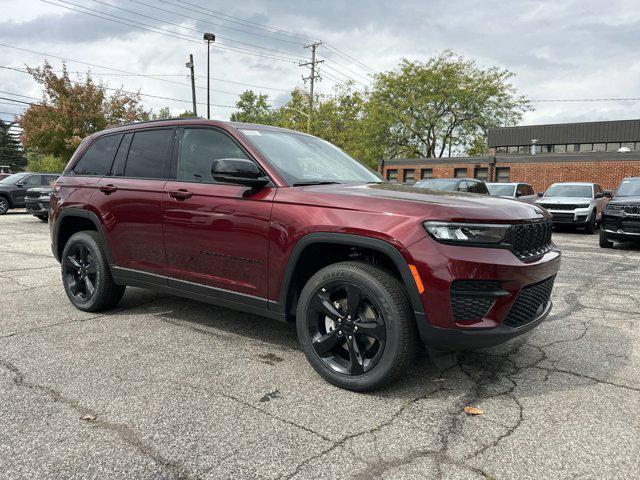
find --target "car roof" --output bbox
[549,182,595,186]
[486,182,527,186]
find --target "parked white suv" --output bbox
[535,182,610,233]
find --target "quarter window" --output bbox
[177,129,248,183]
[73,134,122,176]
[124,130,174,179]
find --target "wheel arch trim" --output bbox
[276,232,426,319]
[54,208,114,264]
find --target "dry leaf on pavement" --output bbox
[464,406,484,415]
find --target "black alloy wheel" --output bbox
[63,243,98,302]
[307,281,386,375]
[297,261,416,391]
[0,197,8,215]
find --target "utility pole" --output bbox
[185,54,197,116]
[203,33,216,119]
[300,41,323,133]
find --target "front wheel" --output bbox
[585,210,597,234]
[296,261,416,391]
[61,231,125,311]
[0,197,9,215]
[599,229,614,249]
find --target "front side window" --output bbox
[73,134,122,176]
[468,181,489,194]
[125,129,174,179]
[43,175,59,185]
[240,129,380,185]
[24,175,41,187]
[178,129,249,183]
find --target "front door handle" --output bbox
[99,184,118,195]
[168,189,193,200]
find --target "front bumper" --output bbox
[25,198,50,215]
[601,211,640,242]
[407,236,561,350]
[546,208,591,225]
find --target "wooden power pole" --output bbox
[300,41,323,133]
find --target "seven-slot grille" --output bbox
[503,276,555,328]
[540,204,588,210]
[511,221,553,260]
[623,205,640,216]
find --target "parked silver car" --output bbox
[535,182,611,233]
[486,182,538,204]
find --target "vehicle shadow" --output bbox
[132,289,633,400]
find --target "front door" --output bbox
[162,127,274,299]
[13,174,41,206]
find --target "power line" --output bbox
[42,0,302,63]
[323,43,377,74]
[531,97,640,103]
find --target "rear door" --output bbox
[162,126,274,299]
[95,128,175,275]
[13,174,41,206]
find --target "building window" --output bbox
[495,167,510,183]
[387,169,398,182]
[540,145,552,153]
[571,144,580,152]
[496,147,507,153]
[507,146,518,154]
[606,142,621,152]
[579,143,592,152]
[454,168,468,178]
[622,142,635,150]
[593,143,606,152]
[404,169,415,183]
[474,167,488,181]
[420,168,433,179]
[554,144,566,153]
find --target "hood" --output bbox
[288,182,549,223]
[536,197,593,204]
[26,187,53,194]
[608,195,640,205]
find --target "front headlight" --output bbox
[605,204,622,211]
[423,221,510,244]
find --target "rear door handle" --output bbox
[168,189,193,200]
[99,184,117,194]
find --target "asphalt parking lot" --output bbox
[1,211,639,479]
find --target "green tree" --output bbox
[0,120,27,172]
[363,51,530,161]
[20,61,149,161]
[25,152,67,173]
[230,90,276,124]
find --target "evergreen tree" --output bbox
[0,120,26,172]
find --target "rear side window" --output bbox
[177,128,248,183]
[73,134,122,176]
[469,181,489,194]
[124,129,174,179]
[42,175,59,186]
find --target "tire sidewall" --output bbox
[61,231,108,311]
[296,265,406,391]
[0,197,8,215]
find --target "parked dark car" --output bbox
[413,178,489,194]
[25,186,54,222]
[535,182,610,233]
[600,177,640,248]
[486,182,538,204]
[0,172,60,215]
[50,119,560,391]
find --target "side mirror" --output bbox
[595,192,604,199]
[515,191,522,197]
[211,158,269,188]
[16,183,25,188]
[603,190,612,197]
[537,192,544,197]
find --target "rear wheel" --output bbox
[0,197,9,215]
[296,261,416,391]
[36,215,48,222]
[61,231,125,311]
[599,229,614,249]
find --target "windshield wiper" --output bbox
[292,180,341,186]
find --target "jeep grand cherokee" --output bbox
[50,119,561,391]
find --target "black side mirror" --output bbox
[537,192,544,197]
[603,190,612,197]
[211,158,269,188]
[15,183,25,188]
[595,192,604,199]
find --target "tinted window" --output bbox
[74,134,122,176]
[468,181,488,194]
[125,130,174,179]
[178,129,248,183]
[458,181,469,192]
[24,175,41,187]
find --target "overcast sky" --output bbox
[2,0,640,126]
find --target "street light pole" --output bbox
[203,32,216,119]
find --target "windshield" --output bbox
[487,184,515,196]
[240,129,381,185]
[414,179,459,191]
[544,184,593,198]
[614,180,640,197]
[0,173,28,185]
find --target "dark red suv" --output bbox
[50,119,560,391]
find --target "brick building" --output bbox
[379,119,640,191]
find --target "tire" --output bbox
[36,215,48,222]
[296,261,417,392]
[599,228,613,249]
[0,197,9,215]
[61,231,125,312]
[585,210,597,234]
